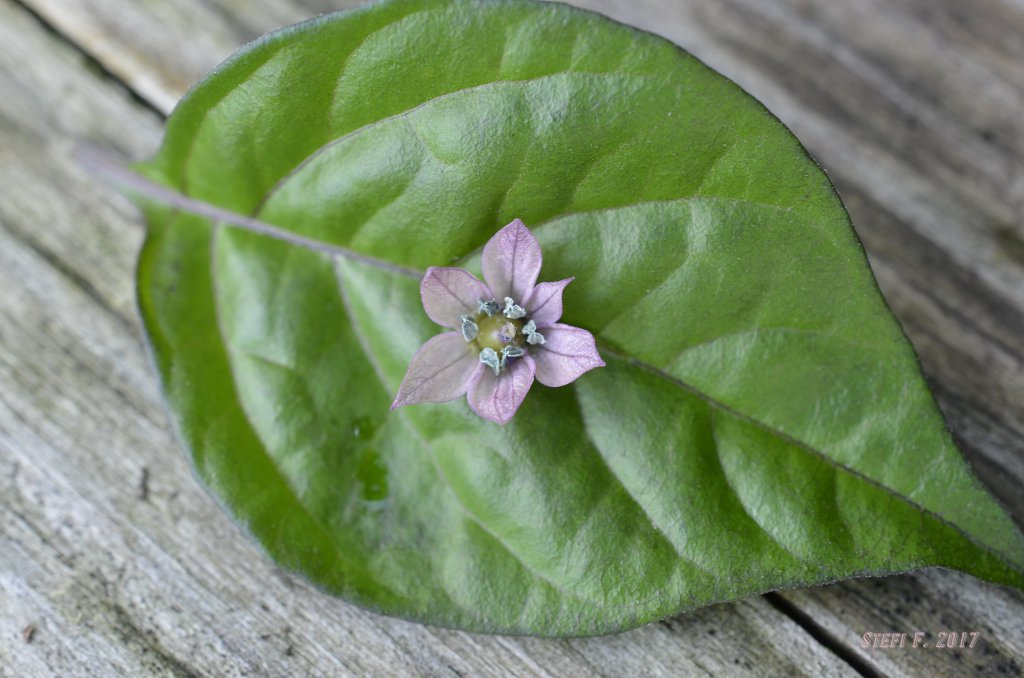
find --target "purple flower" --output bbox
[391,219,605,424]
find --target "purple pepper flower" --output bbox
[390,219,605,424]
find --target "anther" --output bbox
[460,315,478,342]
[522,319,545,345]
[503,297,526,319]
[479,347,501,375]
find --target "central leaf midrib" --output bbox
[147,163,1022,572]
[333,250,1023,600]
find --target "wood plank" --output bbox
[13,0,1024,675]
[0,2,855,676]
[7,0,1024,674]
[19,0,341,115]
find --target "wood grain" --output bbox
[0,2,852,676]
[3,0,1024,675]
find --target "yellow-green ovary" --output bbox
[474,313,525,352]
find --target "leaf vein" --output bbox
[577,407,718,580]
[331,259,599,609]
[254,72,655,218]
[204,224,400,598]
[605,348,1024,573]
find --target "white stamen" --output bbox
[503,297,526,319]
[478,299,500,316]
[479,348,501,375]
[460,315,478,342]
[523,320,545,345]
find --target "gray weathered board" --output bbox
[1,0,1022,675]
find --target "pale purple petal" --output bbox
[420,267,491,328]
[467,355,536,425]
[525,277,574,328]
[391,333,482,408]
[532,324,605,388]
[482,219,542,302]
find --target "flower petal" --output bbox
[391,333,482,408]
[525,277,574,328]
[467,354,536,424]
[532,324,605,388]
[482,219,542,302]
[420,266,492,328]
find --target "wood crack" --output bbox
[8,0,165,118]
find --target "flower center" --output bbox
[460,297,545,375]
[475,314,525,353]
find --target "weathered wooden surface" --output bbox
[1,0,1022,675]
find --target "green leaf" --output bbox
[130,0,1024,635]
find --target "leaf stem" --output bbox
[76,143,423,280]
